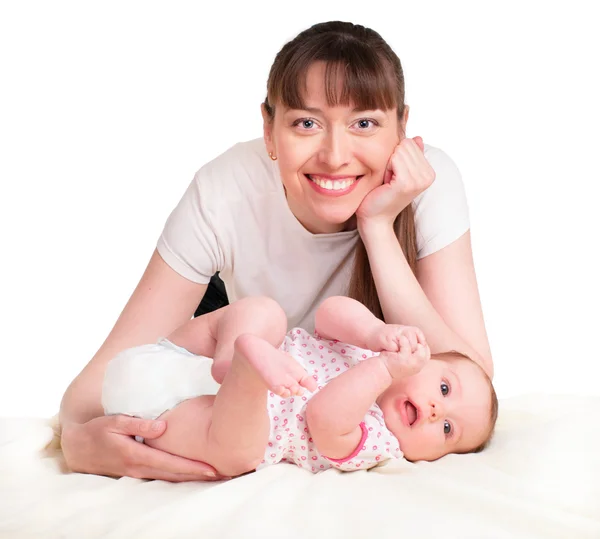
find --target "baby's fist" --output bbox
[378,333,430,380]
[367,324,425,354]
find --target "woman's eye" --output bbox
[440,382,450,396]
[444,421,452,436]
[293,119,316,129]
[354,119,377,129]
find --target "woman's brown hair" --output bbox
[263,21,417,319]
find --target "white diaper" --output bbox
[102,339,219,431]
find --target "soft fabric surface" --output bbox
[1,394,599,539]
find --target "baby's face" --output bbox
[376,357,492,461]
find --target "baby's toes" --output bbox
[299,374,318,393]
[288,382,303,396]
[273,385,291,398]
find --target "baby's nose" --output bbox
[428,401,445,421]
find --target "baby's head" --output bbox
[377,351,498,461]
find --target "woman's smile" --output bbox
[304,173,365,197]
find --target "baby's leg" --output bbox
[168,296,288,384]
[147,334,316,477]
[210,296,288,383]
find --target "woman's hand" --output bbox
[61,415,225,482]
[356,136,435,228]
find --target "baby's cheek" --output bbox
[399,430,438,462]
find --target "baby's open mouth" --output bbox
[405,400,418,426]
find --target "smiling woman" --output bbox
[58,20,493,482]
[263,61,402,234]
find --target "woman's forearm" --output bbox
[60,250,208,426]
[60,372,104,425]
[59,346,121,425]
[359,221,486,368]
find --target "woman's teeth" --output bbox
[308,175,357,191]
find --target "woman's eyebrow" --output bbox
[292,106,323,114]
[287,107,385,114]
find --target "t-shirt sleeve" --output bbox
[324,407,403,471]
[413,146,470,259]
[156,166,225,284]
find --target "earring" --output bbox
[269,152,278,161]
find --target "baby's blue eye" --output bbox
[444,421,452,435]
[440,382,449,396]
[302,120,314,129]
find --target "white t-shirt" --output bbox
[157,138,469,331]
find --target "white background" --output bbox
[1,1,599,418]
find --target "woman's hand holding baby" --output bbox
[367,324,430,379]
[61,415,224,482]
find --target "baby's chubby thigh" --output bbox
[144,395,217,462]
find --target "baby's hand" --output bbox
[366,324,426,354]
[370,325,430,379]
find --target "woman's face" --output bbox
[263,61,405,234]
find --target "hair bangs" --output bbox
[270,37,399,113]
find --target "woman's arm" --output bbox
[58,249,221,481]
[360,223,493,378]
[356,138,493,378]
[60,250,207,424]
[415,231,492,373]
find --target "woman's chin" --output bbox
[313,209,359,232]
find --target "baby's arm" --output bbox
[308,296,429,460]
[305,355,392,459]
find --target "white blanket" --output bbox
[1,394,599,539]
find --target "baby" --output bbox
[102,296,498,477]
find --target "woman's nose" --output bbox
[318,129,351,169]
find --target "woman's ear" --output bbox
[398,104,410,137]
[261,103,275,153]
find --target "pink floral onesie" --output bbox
[259,328,403,472]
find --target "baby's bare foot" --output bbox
[211,360,229,385]
[235,334,318,397]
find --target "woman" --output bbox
[59,21,492,482]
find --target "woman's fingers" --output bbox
[109,415,166,439]
[388,153,410,189]
[133,444,225,481]
[412,136,424,152]
[62,415,225,482]
[396,137,436,192]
